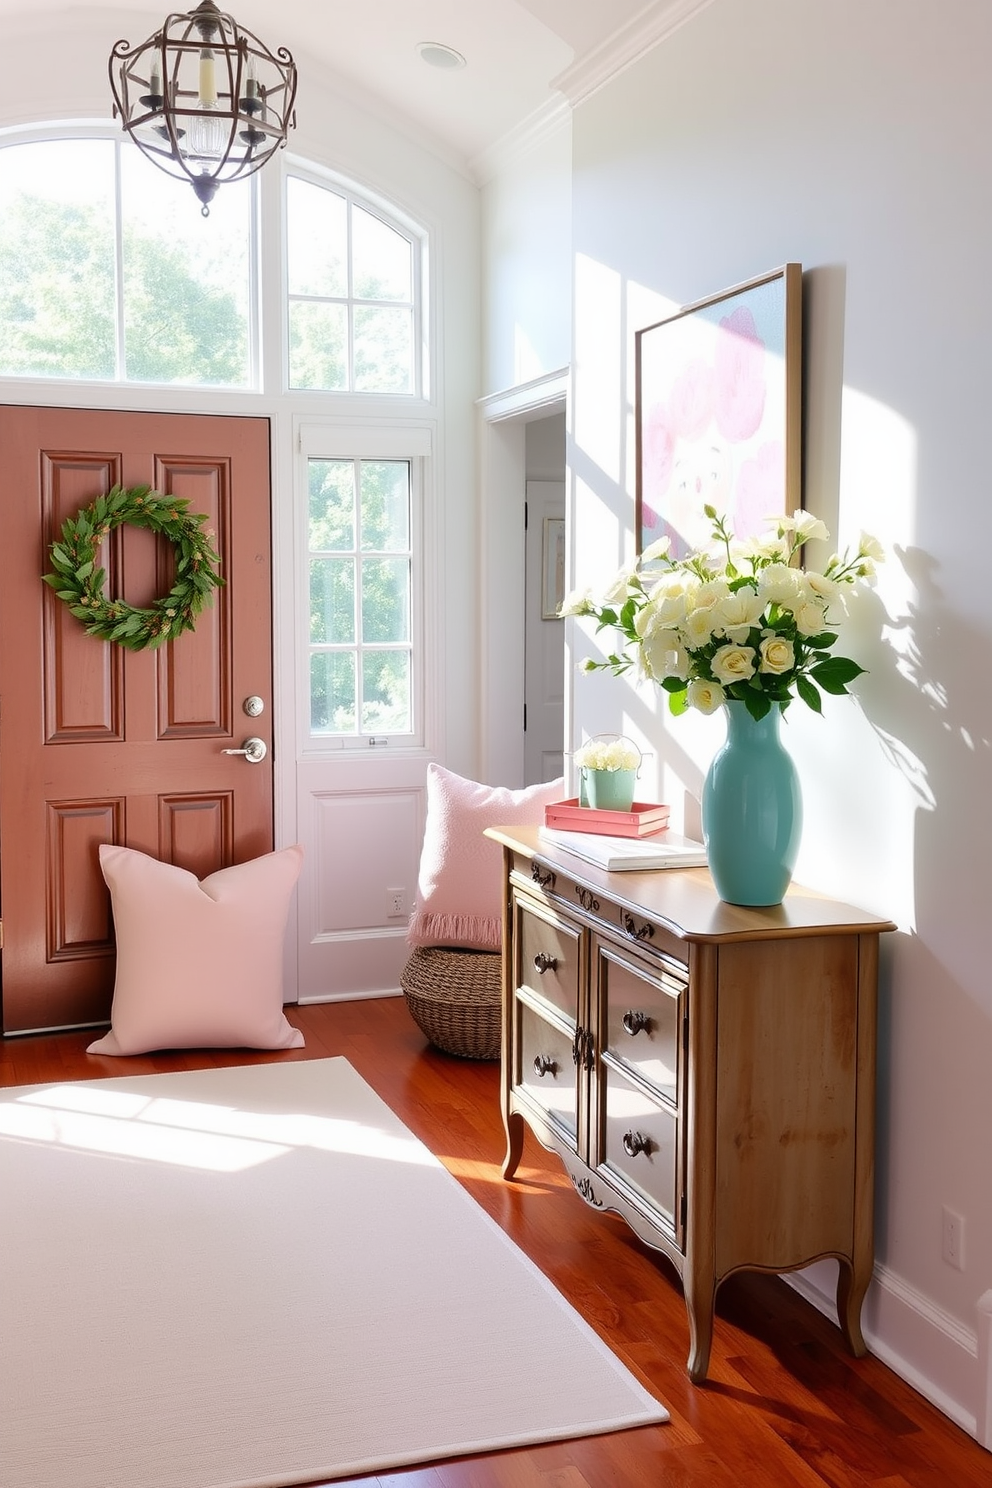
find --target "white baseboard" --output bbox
[297,987,403,1004]
[976,1291,992,1449]
[784,1260,984,1445]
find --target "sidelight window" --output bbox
[307,455,417,741]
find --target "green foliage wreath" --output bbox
[43,484,224,651]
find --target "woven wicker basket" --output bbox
[400,946,502,1060]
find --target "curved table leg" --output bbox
[683,1271,716,1383]
[502,1109,525,1180]
[837,1256,870,1357]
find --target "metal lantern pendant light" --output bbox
[109,1,297,215]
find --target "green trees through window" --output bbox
[287,177,416,394]
[0,138,423,397]
[0,138,250,385]
[308,458,413,736]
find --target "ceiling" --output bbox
[0,0,702,177]
[260,0,655,169]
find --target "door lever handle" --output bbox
[221,736,267,763]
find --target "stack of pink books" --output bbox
[544,799,671,839]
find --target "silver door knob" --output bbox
[243,695,265,717]
[221,736,267,763]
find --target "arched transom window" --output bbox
[0,131,427,398]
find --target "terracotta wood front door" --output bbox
[0,406,274,1034]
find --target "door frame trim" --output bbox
[477,369,568,787]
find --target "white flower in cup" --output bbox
[574,736,641,772]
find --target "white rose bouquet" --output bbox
[573,736,641,772]
[561,506,883,722]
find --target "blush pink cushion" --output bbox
[87,844,305,1056]
[407,764,564,951]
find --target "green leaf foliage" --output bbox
[810,656,866,694]
[43,484,224,652]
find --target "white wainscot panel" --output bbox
[297,777,425,1002]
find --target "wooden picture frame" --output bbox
[541,516,566,619]
[635,263,802,558]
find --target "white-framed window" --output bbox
[299,425,432,751]
[0,130,255,387]
[0,129,430,403]
[285,169,425,397]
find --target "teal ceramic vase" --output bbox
[701,702,802,906]
[584,767,637,812]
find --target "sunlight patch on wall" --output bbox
[837,384,917,600]
[573,253,623,483]
[793,383,922,931]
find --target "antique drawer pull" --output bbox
[533,951,559,975]
[621,912,655,943]
[622,1129,652,1158]
[533,1054,557,1078]
[621,1009,652,1037]
[571,1026,594,1070]
[532,864,556,890]
[581,1026,594,1072]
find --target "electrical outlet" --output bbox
[387,888,406,918]
[942,1206,965,1270]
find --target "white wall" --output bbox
[480,115,572,394]
[561,0,992,1440]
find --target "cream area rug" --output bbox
[0,1057,667,1488]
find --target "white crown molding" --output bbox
[477,368,569,424]
[470,96,572,186]
[552,0,717,107]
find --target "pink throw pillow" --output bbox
[87,844,305,1056]
[407,764,564,951]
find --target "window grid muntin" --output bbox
[0,129,258,389]
[307,455,415,740]
[286,169,421,397]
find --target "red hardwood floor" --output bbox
[1,994,988,1488]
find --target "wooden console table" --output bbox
[487,825,896,1382]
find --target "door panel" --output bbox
[42,450,125,743]
[523,480,565,786]
[0,406,273,1034]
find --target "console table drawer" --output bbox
[514,895,581,1021]
[600,944,684,1106]
[599,1061,679,1233]
[515,997,578,1144]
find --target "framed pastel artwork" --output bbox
[635,263,802,558]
